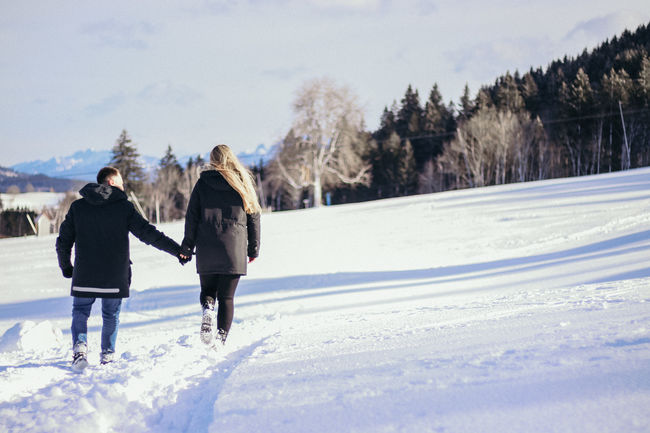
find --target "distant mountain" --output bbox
[0,166,85,193]
[233,143,276,168]
[10,145,276,182]
[10,149,158,182]
[175,143,276,168]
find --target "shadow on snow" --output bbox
[1,229,648,326]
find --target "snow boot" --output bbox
[100,350,115,365]
[71,341,88,373]
[216,328,228,346]
[200,297,216,345]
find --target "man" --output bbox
[56,166,188,371]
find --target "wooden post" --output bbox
[25,213,37,235]
[129,191,148,221]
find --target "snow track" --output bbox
[0,312,278,433]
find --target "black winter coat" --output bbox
[55,183,181,298]
[181,170,261,275]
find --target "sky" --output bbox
[1,0,649,166]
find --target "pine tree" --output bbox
[395,85,423,139]
[564,68,595,175]
[521,72,540,114]
[495,72,525,112]
[569,68,594,113]
[159,145,183,174]
[421,83,453,183]
[109,130,146,195]
[637,55,650,106]
[475,87,493,110]
[396,85,425,171]
[374,106,397,142]
[458,83,474,121]
[397,139,418,194]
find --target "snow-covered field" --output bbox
[1,168,649,433]
[0,192,66,211]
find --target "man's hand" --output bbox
[248,257,256,264]
[61,266,73,278]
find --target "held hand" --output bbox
[248,257,256,263]
[178,253,192,265]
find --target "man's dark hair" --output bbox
[97,166,120,185]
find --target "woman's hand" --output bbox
[178,253,192,265]
[248,257,256,263]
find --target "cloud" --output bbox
[81,19,156,50]
[84,93,126,117]
[448,37,554,83]
[136,82,204,106]
[563,11,650,51]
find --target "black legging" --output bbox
[199,274,240,333]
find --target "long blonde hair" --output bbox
[210,144,262,214]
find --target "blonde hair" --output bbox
[210,144,262,214]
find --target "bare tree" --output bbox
[152,145,185,222]
[440,106,547,189]
[53,191,79,232]
[271,78,371,207]
[6,185,21,194]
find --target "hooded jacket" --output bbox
[55,183,181,298]
[181,169,260,275]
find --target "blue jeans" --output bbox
[71,297,122,353]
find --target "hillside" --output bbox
[0,168,648,432]
[0,166,84,193]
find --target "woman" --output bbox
[180,144,261,346]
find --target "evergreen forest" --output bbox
[111,22,650,219]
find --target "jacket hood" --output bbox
[199,169,232,192]
[79,183,127,205]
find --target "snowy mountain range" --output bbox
[0,166,85,193]
[10,144,275,182]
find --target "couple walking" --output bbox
[56,145,261,371]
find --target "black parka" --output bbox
[55,183,181,298]
[181,170,260,275]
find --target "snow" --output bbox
[0,321,63,353]
[0,168,649,433]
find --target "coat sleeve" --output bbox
[246,212,261,258]
[55,205,76,271]
[127,204,180,257]
[180,185,201,256]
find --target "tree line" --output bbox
[99,22,650,219]
[264,22,650,208]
